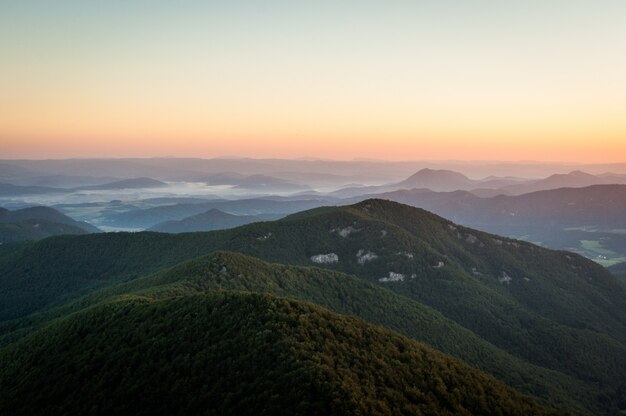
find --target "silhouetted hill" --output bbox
[0,182,62,196]
[501,171,626,195]
[148,209,281,232]
[206,173,311,192]
[74,177,168,190]
[104,197,332,228]
[395,168,474,191]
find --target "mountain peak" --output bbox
[396,169,473,191]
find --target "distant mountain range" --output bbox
[1,199,624,414]
[104,197,334,229]
[351,184,626,229]
[2,157,626,183]
[344,184,626,265]
[74,177,167,190]
[148,208,282,233]
[499,170,626,195]
[330,169,626,197]
[0,177,168,196]
[200,173,311,192]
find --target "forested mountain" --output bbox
[0,199,624,414]
[0,291,559,416]
[6,251,598,413]
[609,262,626,280]
[0,220,90,243]
[0,206,100,242]
[353,185,626,229]
[346,185,626,263]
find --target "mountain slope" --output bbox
[7,251,594,412]
[0,206,100,242]
[0,220,90,243]
[0,291,559,416]
[609,262,626,280]
[345,185,626,263]
[148,209,280,233]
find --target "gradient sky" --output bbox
[1,0,625,162]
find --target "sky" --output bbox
[1,0,625,162]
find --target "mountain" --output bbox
[330,169,524,197]
[0,219,91,243]
[501,170,626,195]
[0,199,624,413]
[201,173,311,192]
[0,177,167,196]
[345,185,626,264]
[0,206,100,241]
[103,197,333,228]
[74,177,168,190]
[353,185,626,228]
[609,262,626,280]
[330,169,626,199]
[395,168,475,191]
[6,174,120,188]
[148,209,281,232]
[0,290,557,416]
[0,182,63,196]
[231,174,311,192]
[11,251,591,413]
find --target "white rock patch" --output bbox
[356,249,378,264]
[499,271,512,284]
[465,234,478,244]
[433,261,445,269]
[471,267,483,276]
[379,272,405,283]
[331,226,359,238]
[380,229,388,238]
[397,251,414,259]
[257,232,272,241]
[310,253,339,264]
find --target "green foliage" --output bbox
[0,292,561,416]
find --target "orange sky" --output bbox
[1,1,625,162]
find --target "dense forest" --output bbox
[0,292,562,416]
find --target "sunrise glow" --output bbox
[1,1,625,162]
